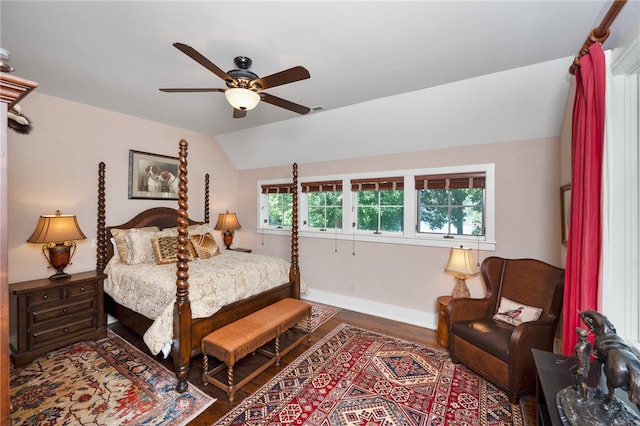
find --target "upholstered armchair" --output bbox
[447,256,564,401]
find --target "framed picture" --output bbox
[561,183,571,246]
[128,150,180,200]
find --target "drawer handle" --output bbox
[62,307,68,313]
[63,328,69,333]
[80,287,85,292]
[42,295,48,300]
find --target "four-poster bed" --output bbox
[96,139,301,392]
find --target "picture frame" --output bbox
[128,150,180,200]
[561,183,571,246]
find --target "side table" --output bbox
[436,295,452,347]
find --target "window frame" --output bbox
[415,171,486,237]
[259,181,295,230]
[257,163,496,250]
[351,176,405,235]
[301,180,344,231]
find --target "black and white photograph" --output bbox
[128,150,180,200]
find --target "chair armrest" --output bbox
[509,319,557,352]
[501,319,558,394]
[447,297,494,327]
[509,319,557,367]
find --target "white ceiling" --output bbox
[2,1,638,168]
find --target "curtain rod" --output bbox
[569,0,628,74]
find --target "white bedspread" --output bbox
[104,250,300,355]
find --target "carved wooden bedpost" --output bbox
[290,163,301,299]
[96,162,107,273]
[204,173,210,224]
[173,139,192,393]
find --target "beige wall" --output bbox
[237,137,562,328]
[7,92,238,283]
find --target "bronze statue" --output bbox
[579,310,640,412]
[571,327,591,401]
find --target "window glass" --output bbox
[415,172,485,236]
[267,193,293,227]
[308,191,343,229]
[418,187,484,235]
[356,189,403,232]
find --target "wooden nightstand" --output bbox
[230,248,252,253]
[436,295,452,347]
[9,270,107,367]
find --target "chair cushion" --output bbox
[451,319,514,363]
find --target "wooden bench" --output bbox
[201,298,312,401]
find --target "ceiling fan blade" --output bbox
[261,93,311,115]
[233,108,247,119]
[251,66,310,90]
[159,88,226,93]
[173,42,234,83]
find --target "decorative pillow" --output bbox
[189,233,220,259]
[493,297,543,326]
[110,226,159,263]
[163,223,213,236]
[123,228,175,265]
[151,236,195,265]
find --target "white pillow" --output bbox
[110,226,159,262]
[123,227,177,265]
[493,297,542,326]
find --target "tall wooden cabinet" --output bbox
[1,72,38,425]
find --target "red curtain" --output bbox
[562,43,606,355]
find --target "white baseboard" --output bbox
[302,288,437,331]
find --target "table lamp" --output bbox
[27,210,87,280]
[445,245,479,298]
[214,210,241,249]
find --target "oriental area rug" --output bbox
[10,330,214,425]
[295,300,341,333]
[215,323,524,426]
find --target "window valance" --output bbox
[350,177,404,191]
[414,172,486,190]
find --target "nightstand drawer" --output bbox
[29,297,97,328]
[26,288,65,307]
[68,281,98,297]
[28,315,97,350]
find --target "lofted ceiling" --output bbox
[1,1,638,168]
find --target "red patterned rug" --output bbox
[295,300,341,333]
[10,330,214,425]
[214,323,524,425]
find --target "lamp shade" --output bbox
[214,211,241,231]
[445,246,479,276]
[224,88,260,111]
[27,211,86,243]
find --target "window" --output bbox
[351,177,404,233]
[301,180,343,230]
[415,172,485,236]
[257,163,495,250]
[261,183,294,228]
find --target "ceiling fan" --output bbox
[160,42,311,118]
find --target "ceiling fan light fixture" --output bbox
[225,88,260,111]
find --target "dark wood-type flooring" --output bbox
[110,306,537,425]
